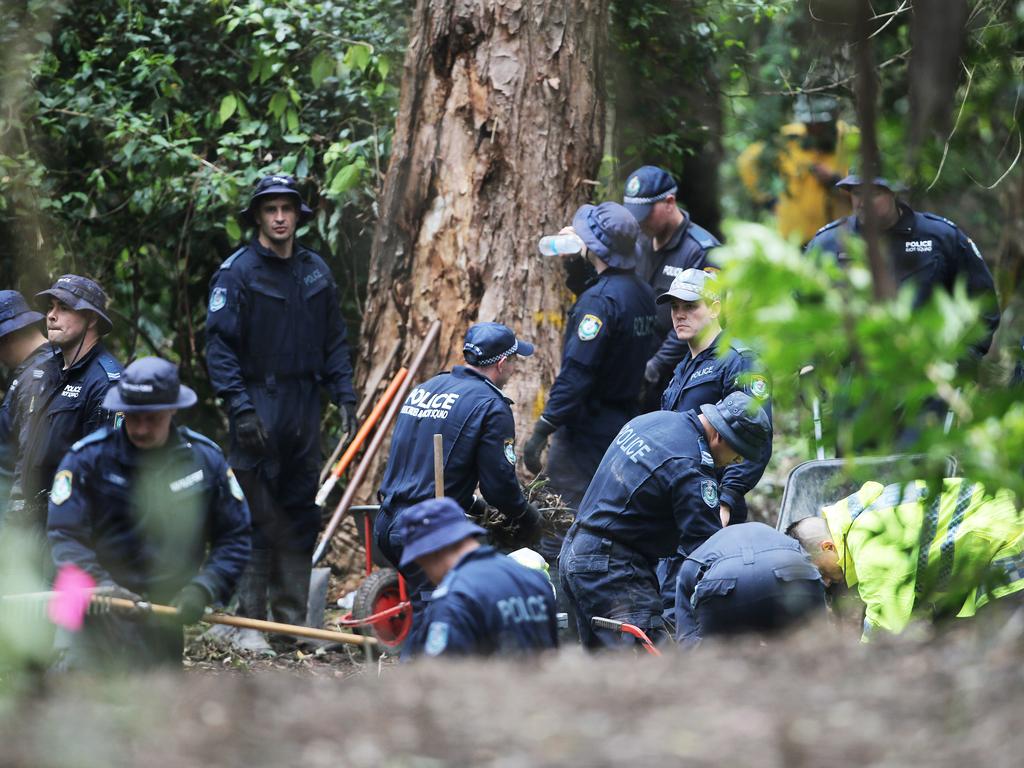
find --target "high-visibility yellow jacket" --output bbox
[737,121,857,244]
[822,478,1024,636]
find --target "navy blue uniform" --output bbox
[806,203,999,357]
[377,367,528,630]
[0,343,54,499]
[657,333,774,621]
[636,213,719,389]
[559,410,723,647]
[407,546,558,658]
[540,269,657,557]
[10,343,122,528]
[205,239,356,552]
[47,425,251,667]
[675,522,825,646]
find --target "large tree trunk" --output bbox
[352,0,611,501]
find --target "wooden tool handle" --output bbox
[433,433,444,499]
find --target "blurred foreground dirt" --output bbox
[3,617,1024,767]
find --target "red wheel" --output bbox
[352,567,412,652]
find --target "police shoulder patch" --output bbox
[226,468,245,501]
[577,313,603,341]
[113,411,125,429]
[747,374,770,400]
[503,438,516,465]
[424,621,450,656]
[51,470,73,505]
[700,479,719,509]
[209,286,227,313]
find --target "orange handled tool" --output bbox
[315,367,408,507]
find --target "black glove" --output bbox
[170,583,210,624]
[98,581,144,617]
[510,503,543,546]
[644,358,662,384]
[467,495,490,522]
[338,402,357,436]
[235,410,270,455]
[524,419,555,475]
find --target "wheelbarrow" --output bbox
[331,504,413,656]
[774,453,958,532]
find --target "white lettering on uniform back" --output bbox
[613,425,653,464]
[401,387,461,420]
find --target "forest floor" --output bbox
[3,616,1024,767]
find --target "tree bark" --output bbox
[353,0,611,501]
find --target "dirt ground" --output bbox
[2,616,1024,767]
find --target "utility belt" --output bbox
[243,371,319,393]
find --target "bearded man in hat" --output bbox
[805,173,999,360]
[8,275,123,536]
[48,356,251,669]
[205,174,357,648]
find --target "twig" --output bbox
[927,62,974,191]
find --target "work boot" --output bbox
[268,550,314,649]
[202,625,274,655]
[237,548,272,620]
[225,547,273,652]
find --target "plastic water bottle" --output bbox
[537,233,585,257]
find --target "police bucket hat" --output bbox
[463,322,535,366]
[239,174,315,226]
[835,173,904,193]
[36,275,113,336]
[399,497,486,567]
[0,290,44,339]
[622,165,678,224]
[572,202,639,270]
[700,391,771,461]
[656,268,720,305]
[103,357,198,413]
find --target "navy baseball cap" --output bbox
[0,291,44,339]
[103,357,197,412]
[240,174,314,225]
[622,165,678,223]
[399,497,486,567]
[463,322,534,366]
[700,392,771,461]
[835,173,903,193]
[572,202,639,269]
[656,268,720,305]
[36,275,113,336]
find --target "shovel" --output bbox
[307,320,441,628]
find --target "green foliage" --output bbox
[718,223,1024,497]
[0,0,406,435]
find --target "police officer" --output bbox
[675,522,825,647]
[0,291,52,500]
[523,202,657,566]
[47,357,251,669]
[805,174,999,359]
[9,276,122,535]
[559,392,771,649]
[655,268,773,621]
[206,174,357,642]
[376,322,542,638]
[399,497,558,658]
[789,478,1024,638]
[621,166,720,409]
